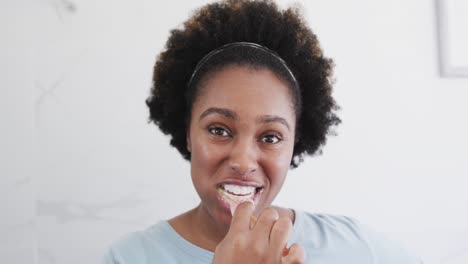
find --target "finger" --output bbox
[269,216,292,255]
[249,215,257,229]
[252,207,279,241]
[229,201,254,232]
[281,243,305,264]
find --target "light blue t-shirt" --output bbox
[103,210,422,264]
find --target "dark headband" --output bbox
[187,42,299,89]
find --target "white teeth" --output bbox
[218,184,263,216]
[223,184,255,196]
[218,187,254,209]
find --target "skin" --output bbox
[169,65,304,263]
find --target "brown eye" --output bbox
[208,126,230,137]
[261,134,281,144]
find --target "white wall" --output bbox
[1,0,467,263]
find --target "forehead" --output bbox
[192,66,296,122]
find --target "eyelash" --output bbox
[207,126,283,144]
[260,133,282,144]
[208,126,230,137]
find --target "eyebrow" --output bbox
[256,115,290,131]
[199,107,239,121]
[199,107,290,131]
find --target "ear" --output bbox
[186,130,191,153]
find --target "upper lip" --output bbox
[217,178,264,188]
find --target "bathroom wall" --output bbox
[1,0,467,263]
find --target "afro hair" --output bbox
[146,0,340,168]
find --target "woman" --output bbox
[104,0,421,263]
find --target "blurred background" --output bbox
[1,0,467,263]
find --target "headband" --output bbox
[187,42,299,89]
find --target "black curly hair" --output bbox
[146,0,340,168]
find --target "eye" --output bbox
[208,126,230,137]
[260,133,282,144]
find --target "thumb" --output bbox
[281,243,305,264]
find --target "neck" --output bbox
[169,204,230,252]
[169,205,295,252]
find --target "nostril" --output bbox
[229,163,256,176]
[229,163,240,171]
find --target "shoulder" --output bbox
[355,219,423,264]
[291,210,423,264]
[102,230,147,264]
[291,211,368,248]
[102,222,172,264]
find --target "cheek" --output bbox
[190,138,226,176]
[263,149,293,187]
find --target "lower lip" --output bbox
[216,191,232,213]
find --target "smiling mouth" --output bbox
[217,184,264,215]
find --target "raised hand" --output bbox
[212,202,305,264]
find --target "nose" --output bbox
[229,138,258,178]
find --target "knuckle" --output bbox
[276,216,292,230]
[261,207,279,220]
[230,235,246,250]
[271,218,292,237]
[282,243,305,264]
[253,242,264,252]
[252,244,265,257]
